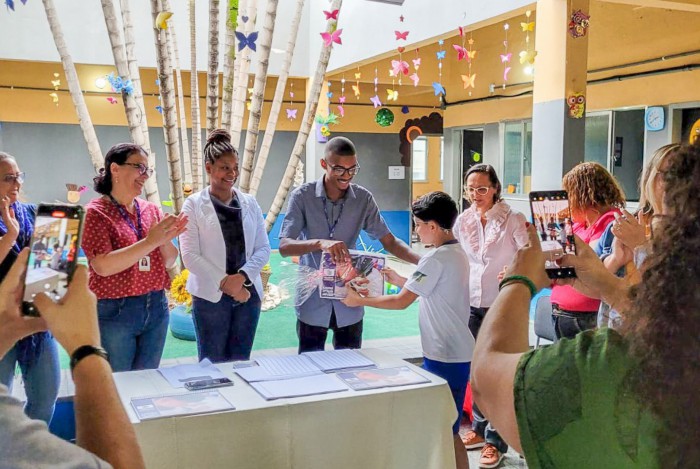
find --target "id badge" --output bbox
[138,255,151,272]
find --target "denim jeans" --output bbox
[296,309,363,354]
[192,289,262,362]
[0,336,60,424]
[97,290,169,372]
[552,304,597,340]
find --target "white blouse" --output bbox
[453,201,529,308]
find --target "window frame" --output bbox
[500,119,532,196]
[411,136,428,182]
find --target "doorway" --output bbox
[461,129,484,210]
[409,135,444,248]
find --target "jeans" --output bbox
[468,306,508,452]
[192,289,262,363]
[552,304,597,340]
[422,358,471,435]
[297,309,363,354]
[0,336,60,424]
[97,290,169,372]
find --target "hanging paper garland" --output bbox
[375,108,394,127]
[370,67,382,108]
[353,67,361,99]
[338,77,346,117]
[286,81,297,120]
[432,40,446,98]
[501,23,512,89]
[320,8,342,49]
[519,10,537,67]
[460,32,477,96]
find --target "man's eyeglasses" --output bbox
[1,172,25,184]
[465,186,491,196]
[326,162,360,177]
[121,163,154,178]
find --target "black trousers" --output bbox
[296,309,363,354]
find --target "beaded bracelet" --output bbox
[499,275,537,299]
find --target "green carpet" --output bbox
[58,252,419,369]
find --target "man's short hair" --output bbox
[325,136,356,159]
[412,191,458,230]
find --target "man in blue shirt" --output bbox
[279,137,420,353]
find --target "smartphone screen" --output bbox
[22,204,85,316]
[529,191,577,279]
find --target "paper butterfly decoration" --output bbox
[370,95,382,108]
[461,74,476,89]
[286,108,298,120]
[106,97,118,104]
[466,50,477,61]
[338,96,346,104]
[519,49,537,65]
[337,105,345,117]
[352,85,361,97]
[520,21,535,32]
[431,82,445,96]
[394,31,409,41]
[323,9,339,20]
[51,80,60,90]
[453,45,468,61]
[155,11,173,30]
[412,58,421,70]
[155,79,160,86]
[500,53,512,63]
[155,105,163,114]
[236,31,259,52]
[438,39,444,46]
[391,60,409,76]
[321,29,343,47]
[386,89,399,101]
[436,50,446,60]
[5,0,26,11]
[354,72,361,80]
[409,73,420,87]
[326,91,333,99]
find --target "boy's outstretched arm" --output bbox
[341,287,417,310]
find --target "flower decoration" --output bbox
[106,73,134,96]
[170,269,192,309]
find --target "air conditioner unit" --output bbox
[365,0,406,5]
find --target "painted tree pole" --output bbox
[189,0,203,191]
[42,0,104,172]
[220,0,240,131]
[249,0,305,196]
[206,0,220,134]
[229,0,258,150]
[237,0,278,192]
[265,0,343,232]
[100,0,161,205]
[151,0,184,214]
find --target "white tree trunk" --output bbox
[237,0,278,193]
[206,0,220,135]
[42,0,104,172]
[220,0,240,131]
[151,0,184,214]
[229,0,258,150]
[189,0,203,191]
[100,0,161,206]
[265,0,343,232]
[249,0,304,196]
[162,0,192,187]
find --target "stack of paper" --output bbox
[236,355,324,382]
[157,359,226,388]
[304,349,377,373]
[249,374,348,400]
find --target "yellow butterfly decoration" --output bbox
[519,49,538,65]
[155,11,173,30]
[461,74,476,89]
[51,79,61,89]
[352,84,361,97]
[354,72,361,80]
[248,87,254,96]
[520,21,534,32]
[49,92,59,105]
[386,89,399,101]
[466,50,477,61]
[246,101,251,111]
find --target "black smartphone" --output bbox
[184,377,234,391]
[529,191,577,279]
[22,204,85,316]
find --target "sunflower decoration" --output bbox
[171,269,192,309]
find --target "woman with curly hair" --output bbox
[471,141,700,467]
[550,162,626,339]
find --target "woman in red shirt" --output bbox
[82,143,187,372]
[550,162,625,339]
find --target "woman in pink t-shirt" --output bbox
[550,162,625,340]
[82,143,187,372]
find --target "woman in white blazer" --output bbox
[179,130,271,362]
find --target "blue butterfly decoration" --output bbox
[155,106,163,114]
[436,50,446,60]
[5,0,14,11]
[431,82,445,96]
[235,31,259,52]
[326,92,333,99]
[106,73,135,96]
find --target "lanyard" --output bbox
[322,197,345,239]
[109,195,144,240]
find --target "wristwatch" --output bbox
[238,270,253,287]
[70,345,109,373]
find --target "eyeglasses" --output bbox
[325,161,360,177]
[1,172,25,184]
[465,186,491,196]
[121,163,154,178]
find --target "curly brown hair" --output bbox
[622,142,700,466]
[562,162,626,214]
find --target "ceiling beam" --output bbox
[597,0,700,13]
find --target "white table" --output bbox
[113,349,457,469]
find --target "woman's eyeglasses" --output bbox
[121,163,154,178]
[465,186,491,196]
[1,172,25,184]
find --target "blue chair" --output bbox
[534,295,556,348]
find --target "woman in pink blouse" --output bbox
[453,164,528,468]
[82,143,187,372]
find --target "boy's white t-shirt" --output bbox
[403,242,474,363]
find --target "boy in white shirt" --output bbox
[343,191,473,469]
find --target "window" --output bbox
[502,121,532,195]
[412,137,427,181]
[584,113,611,167]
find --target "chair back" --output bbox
[534,295,556,344]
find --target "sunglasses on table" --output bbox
[121,163,155,178]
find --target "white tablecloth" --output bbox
[113,349,457,469]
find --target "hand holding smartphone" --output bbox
[22,204,85,316]
[529,191,577,279]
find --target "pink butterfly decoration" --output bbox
[323,9,339,20]
[458,26,464,37]
[409,73,420,87]
[391,59,409,76]
[339,96,346,104]
[370,95,382,108]
[500,53,512,63]
[286,108,298,120]
[106,97,118,104]
[503,67,512,81]
[453,44,468,61]
[337,104,345,117]
[320,29,343,47]
[394,30,409,41]
[78,186,89,194]
[412,58,421,70]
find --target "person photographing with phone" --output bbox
[82,143,187,372]
[0,151,60,424]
